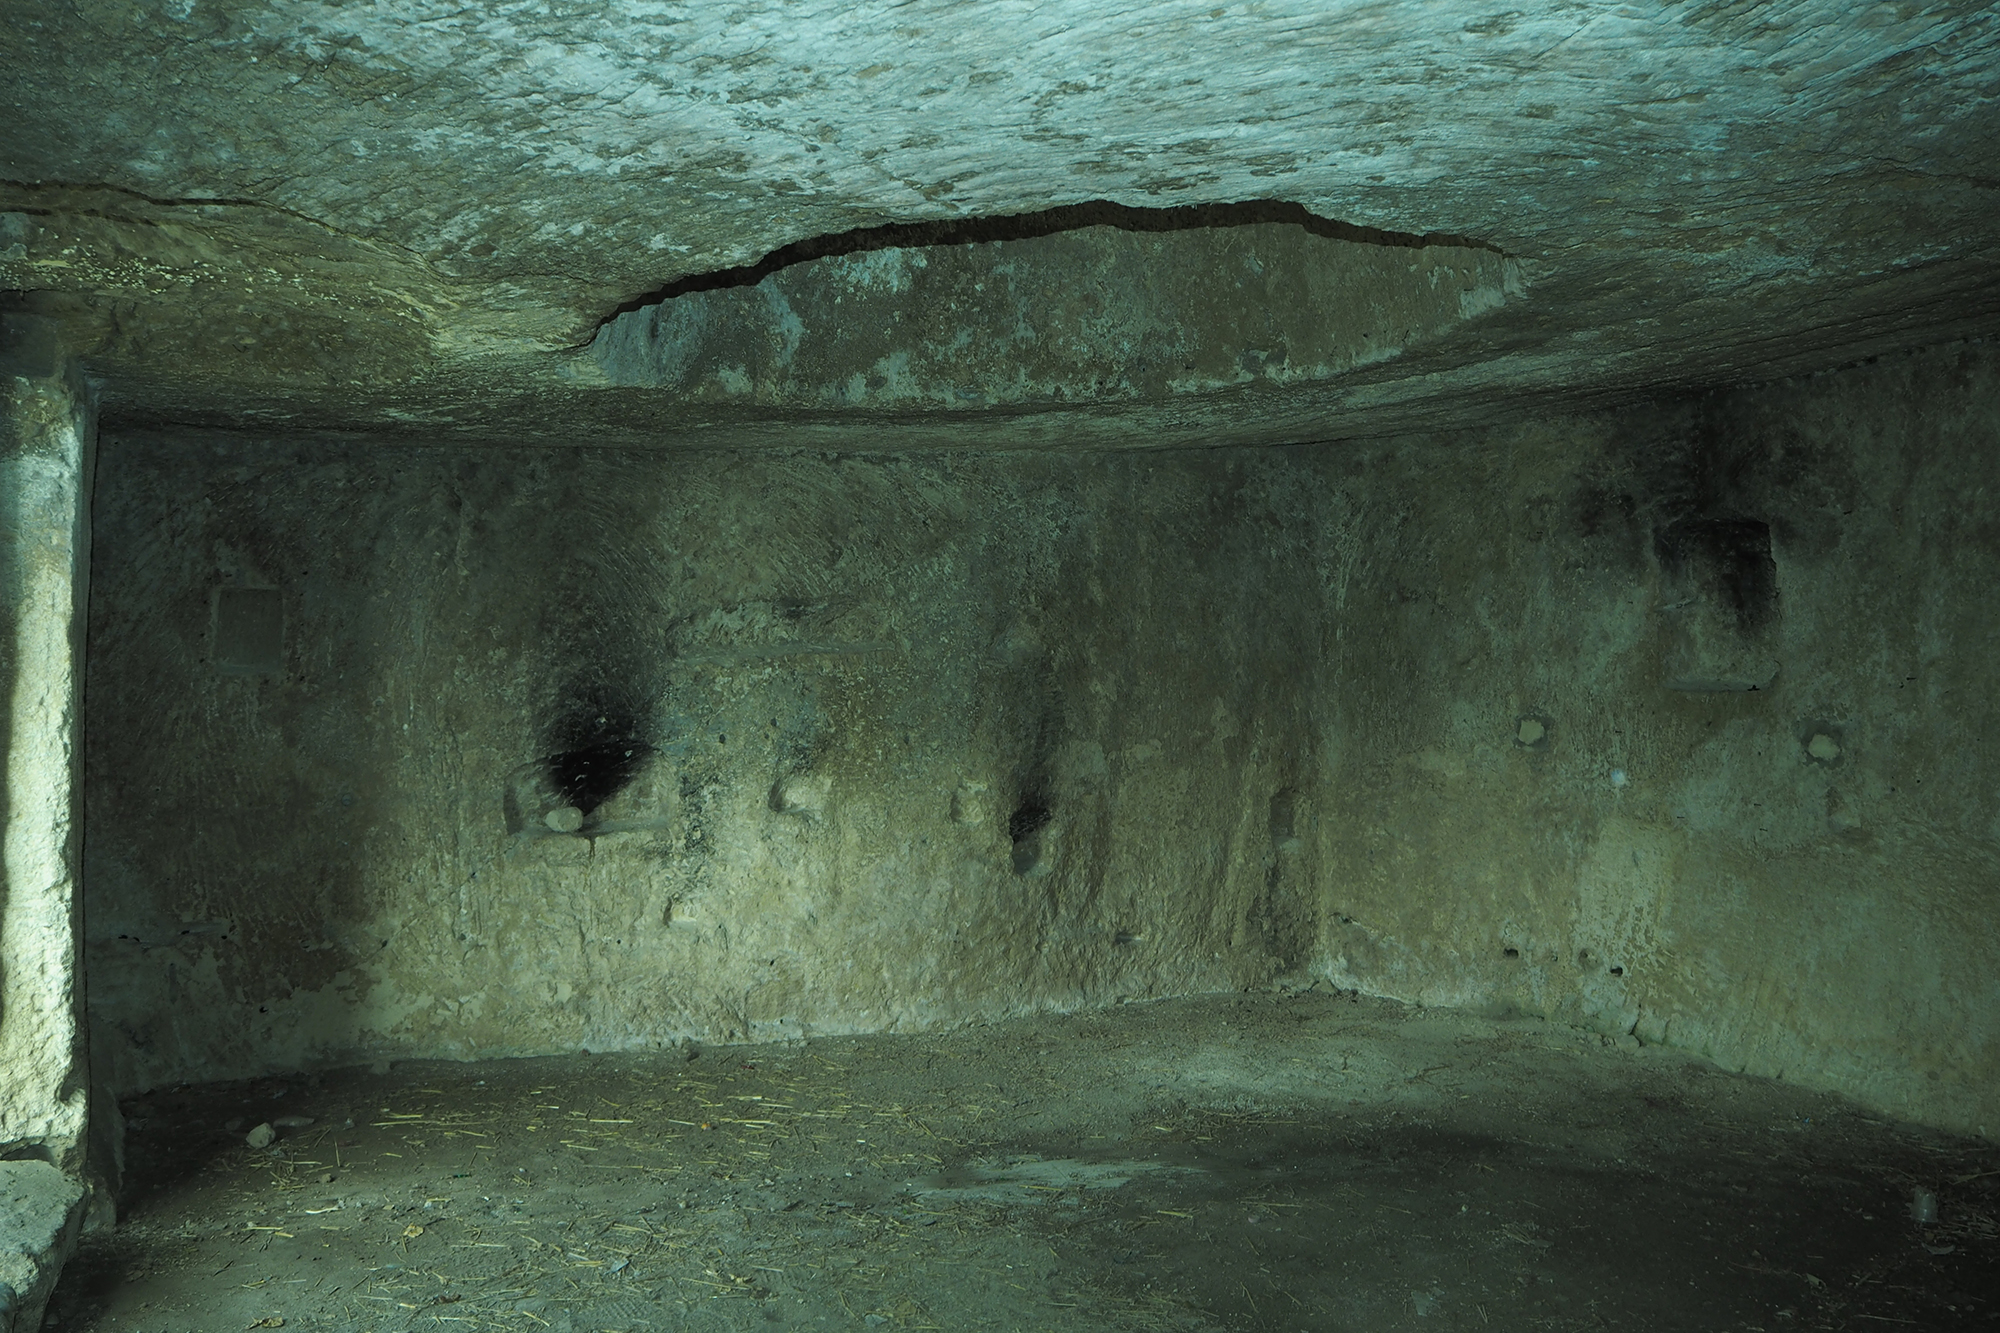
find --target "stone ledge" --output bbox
[0,1160,85,1333]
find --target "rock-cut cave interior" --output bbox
[3,3,2000,1330]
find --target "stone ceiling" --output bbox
[3,0,1998,447]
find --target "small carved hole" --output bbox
[1009,799,1052,875]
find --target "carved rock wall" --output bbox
[82,342,2000,1139]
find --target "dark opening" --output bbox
[540,673,655,814]
[545,739,652,815]
[1008,800,1053,844]
[1654,517,1778,632]
[1009,799,1053,876]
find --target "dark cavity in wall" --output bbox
[542,680,653,814]
[1256,787,1313,971]
[1654,517,1778,632]
[1009,797,1054,876]
[524,462,673,817]
[597,198,1501,324]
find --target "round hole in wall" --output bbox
[1796,719,1845,766]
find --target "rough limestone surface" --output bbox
[84,342,2000,1140]
[589,222,1520,408]
[2,2,1998,443]
[1310,344,2000,1140]
[0,362,91,1169]
[0,1161,84,1333]
[0,1152,84,1328]
[86,435,1331,1082]
[0,363,92,1333]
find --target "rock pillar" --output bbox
[0,315,93,1329]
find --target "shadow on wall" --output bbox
[1640,405,1785,692]
[1655,517,1779,692]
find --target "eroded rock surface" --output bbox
[591,217,1519,407]
[3,1,1998,442]
[0,1161,84,1333]
[80,343,2000,1141]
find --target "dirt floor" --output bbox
[48,990,2000,1332]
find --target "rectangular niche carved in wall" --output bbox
[212,586,283,675]
[1655,517,1779,692]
